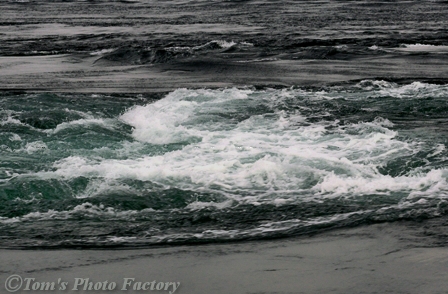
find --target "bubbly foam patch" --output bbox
[2,86,448,247]
[22,87,446,205]
[45,118,116,134]
[399,44,448,52]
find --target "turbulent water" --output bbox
[2,0,448,61]
[1,81,448,248]
[2,0,448,248]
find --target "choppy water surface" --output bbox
[2,0,448,62]
[1,81,448,248]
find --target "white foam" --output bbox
[186,200,234,210]
[75,178,142,199]
[356,80,395,90]
[0,202,145,223]
[63,108,95,119]
[22,87,444,205]
[317,169,447,198]
[45,118,115,134]
[0,115,23,126]
[90,49,116,56]
[108,236,137,243]
[193,40,237,50]
[212,40,237,49]
[119,88,253,144]
[12,141,48,154]
[235,57,278,63]
[9,134,22,142]
[429,144,446,158]
[149,210,374,243]
[356,80,448,99]
[167,40,241,53]
[398,44,448,52]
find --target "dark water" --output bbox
[2,0,448,63]
[1,0,448,248]
[1,83,448,248]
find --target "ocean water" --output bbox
[1,81,448,248]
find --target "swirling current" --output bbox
[1,81,448,248]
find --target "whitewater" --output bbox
[1,81,447,248]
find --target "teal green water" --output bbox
[1,81,448,248]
